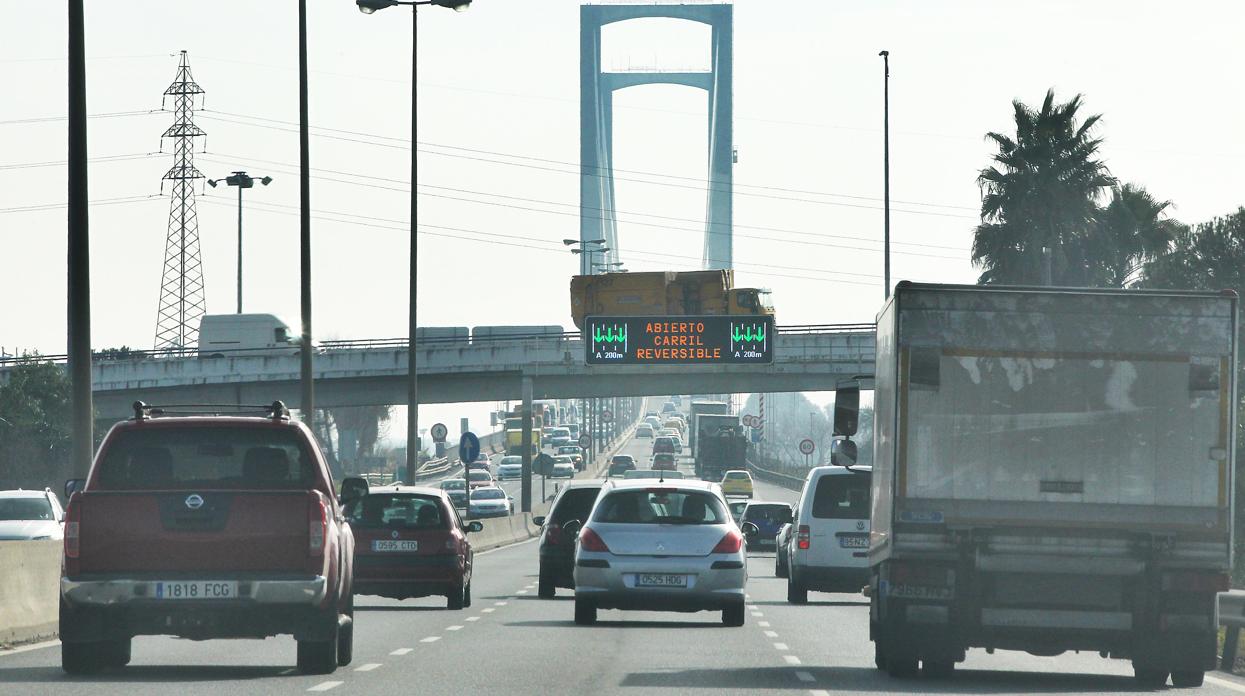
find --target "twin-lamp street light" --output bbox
[207,171,272,314]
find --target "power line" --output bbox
[0,194,162,214]
[0,152,164,171]
[0,109,160,126]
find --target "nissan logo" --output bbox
[185,494,204,510]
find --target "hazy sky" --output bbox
[2,1,1242,443]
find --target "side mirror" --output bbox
[466,520,484,533]
[782,508,794,525]
[340,476,368,505]
[562,519,582,536]
[533,516,546,526]
[741,522,759,538]
[832,438,858,468]
[64,479,85,500]
[833,384,860,437]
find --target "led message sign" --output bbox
[585,315,774,365]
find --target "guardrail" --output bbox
[1220,590,1245,671]
[746,457,807,491]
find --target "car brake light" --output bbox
[578,527,610,553]
[309,496,327,556]
[545,524,564,546]
[64,497,81,559]
[797,525,810,550]
[712,529,742,554]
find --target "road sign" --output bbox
[601,409,613,423]
[585,315,775,365]
[578,434,592,449]
[743,415,757,428]
[533,452,555,477]
[798,438,815,456]
[458,431,480,463]
[430,422,448,443]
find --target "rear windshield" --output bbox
[96,426,317,490]
[0,498,54,521]
[593,490,726,525]
[346,494,446,530]
[472,488,506,500]
[812,473,871,519]
[468,471,491,482]
[549,488,601,525]
[743,504,790,522]
[500,457,521,466]
[724,471,750,480]
[612,455,634,464]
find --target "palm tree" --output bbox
[1091,184,1182,287]
[973,89,1116,285]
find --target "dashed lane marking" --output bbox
[763,630,778,638]
[390,648,413,655]
[774,643,789,651]
[354,663,382,672]
[757,621,771,627]
[794,671,815,683]
[466,616,480,622]
[783,655,802,665]
[495,601,508,606]
[751,611,764,617]
[421,636,441,643]
[809,690,831,696]
[447,625,464,631]
[307,682,342,692]
[747,605,759,610]
[482,608,496,613]
[516,590,529,595]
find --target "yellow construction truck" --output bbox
[569,270,773,330]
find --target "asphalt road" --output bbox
[5,404,1245,695]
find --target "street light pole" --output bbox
[879,50,891,300]
[208,172,272,314]
[68,0,92,480]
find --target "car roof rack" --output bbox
[132,400,291,422]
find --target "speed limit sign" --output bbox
[798,438,815,456]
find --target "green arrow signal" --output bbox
[732,325,765,343]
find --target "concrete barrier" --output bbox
[0,540,60,646]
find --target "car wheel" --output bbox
[463,581,473,608]
[538,565,556,599]
[574,596,597,625]
[923,659,955,678]
[786,574,808,604]
[61,640,105,674]
[447,584,466,610]
[722,602,745,627]
[885,655,919,678]
[336,593,354,667]
[1171,670,1204,687]
[1133,667,1169,688]
[297,616,339,674]
[775,550,788,578]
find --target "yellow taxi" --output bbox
[720,470,754,497]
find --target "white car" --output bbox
[496,456,523,480]
[785,465,872,603]
[0,489,64,540]
[572,479,747,626]
[551,456,577,478]
[635,425,654,438]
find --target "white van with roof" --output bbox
[198,313,305,358]
[783,465,872,603]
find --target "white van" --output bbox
[784,465,872,603]
[198,313,302,358]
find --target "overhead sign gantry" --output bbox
[585,315,774,366]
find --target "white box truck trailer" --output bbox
[845,283,1236,687]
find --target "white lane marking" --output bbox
[757,621,771,627]
[279,668,297,675]
[525,583,536,589]
[516,590,529,595]
[783,655,802,665]
[751,611,764,617]
[495,601,508,606]
[795,671,816,683]
[307,682,343,692]
[466,616,480,622]
[1206,675,1245,693]
[446,625,464,631]
[354,663,382,672]
[0,639,60,657]
[763,630,778,638]
[809,691,831,696]
[390,648,413,655]
[420,636,441,643]
[774,643,789,651]
[747,605,759,610]
[482,608,496,613]
[475,537,538,556]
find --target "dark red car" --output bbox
[59,402,354,675]
[346,485,481,609]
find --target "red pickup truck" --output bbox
[59,402,354,674]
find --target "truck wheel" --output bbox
[786,575,808,604]
[873,641,887,671]
[447,584,466,610]
[297,620,339,675]
[722,602,746,627]
[336,594,354,667]
[923,659,955,678]
[61,641,104,674]
[1171,670,1204,687]
[885,655,919,678]
[775,551,788,578]
[574,596,597,625]
[1133,667,1168,688]
[538,566,556,598]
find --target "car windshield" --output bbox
[345,494,445,529]
[594,490,726,525]
[96,427,316,490]
[0,498,55,521]
[812,474,870,519]
[472,488,505,500]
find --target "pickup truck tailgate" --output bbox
[77,491,310,574]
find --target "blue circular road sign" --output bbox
[459,431,480,464]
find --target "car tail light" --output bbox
[797,525,810,550]
[545,524,564,546]
[309,495,327,556]
[1162,571,1230,593]
[64,496,81,560]
[578,527,610,553]
[712,529,742,554]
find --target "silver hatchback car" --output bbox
[571,480,747,626]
